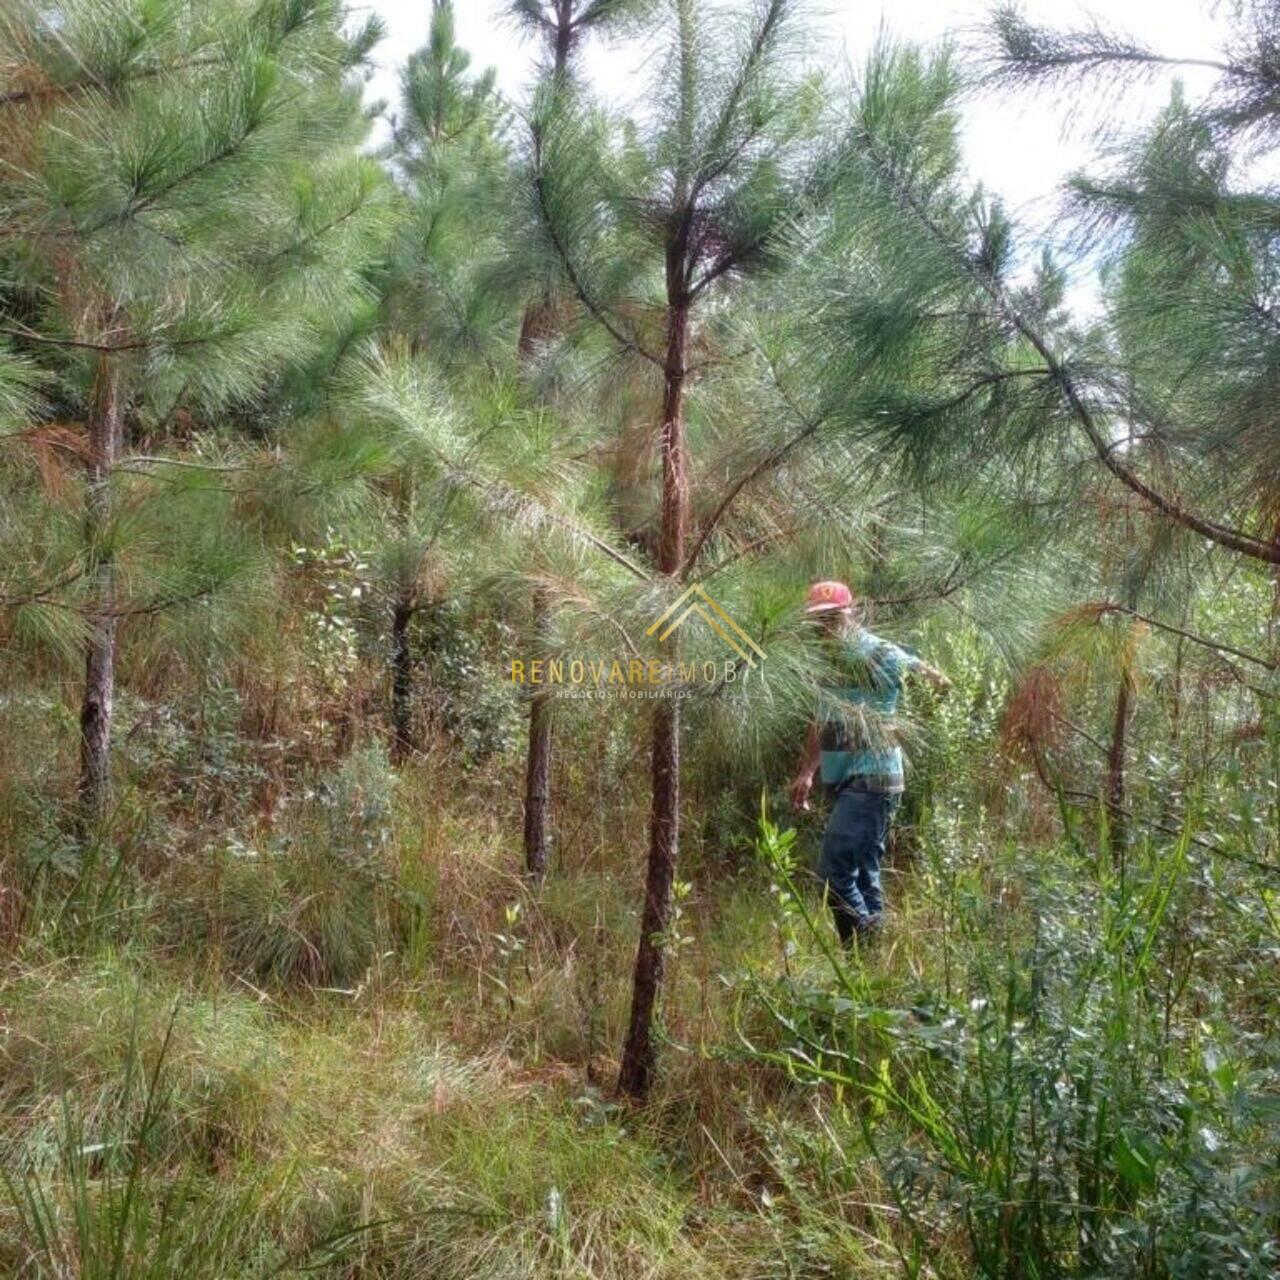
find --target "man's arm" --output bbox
[914,660,952,694]
[895,643,951,694]
[790,720,822,812]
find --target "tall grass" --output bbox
[2,1003,278,1279]
[747,800,1280,1279]
[2,651,1275,1278]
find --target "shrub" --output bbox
[744,811,1280,1279]
[173,745,404,987]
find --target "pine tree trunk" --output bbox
[524,686,553,878]
[390,596,413,763]
[518,8,574,878]
[516,4,566,870]
[554,1,574,74]
[78,355,123,826]
[524,587,554,879]
[519,292,557,876]
[1105,666,1133,864]
[618,694,680,1099]
[618,288,689,1101]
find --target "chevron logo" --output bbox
[645,584,767,668]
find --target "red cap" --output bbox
[804,580,854,614]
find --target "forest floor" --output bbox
[2,744,1276,1278]
[0,750,946,1278]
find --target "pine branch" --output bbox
[872,558,969,607]
[857,133,1280,566]
[256,199,371,271]
[986,7,1235,89]
[0,324,255,356]
[578,0,655,31]
[531,170,663,367]
[0,56,227,108]
[118,456,264,473]
[692,0,793,194]
[689,228,773,297]
[1093,601,1276,671]
[108,585,220,618]
[0,564,88,610]
[682,342,827,575]
[0,326,136,353]
[698,524,799,579]
[463,467,651,581]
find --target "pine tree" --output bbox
[528,0,852,1098]
[382,0,509,760]
[984,4,1280,568]
[830,4,1280,570]
[0,0,387,823]
[508,0,655,878]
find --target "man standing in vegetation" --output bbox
[791,581,950,944]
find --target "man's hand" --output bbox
[792,722,821,812]
[924,665,952,695]
[790,773,814,812]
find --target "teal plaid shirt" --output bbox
[818,629,923,793]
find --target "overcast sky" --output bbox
[357,1,1237,307]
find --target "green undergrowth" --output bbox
[2,749,1277,1277]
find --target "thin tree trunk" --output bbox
[524,686,553,877]
[1104,475,1136,865]
[390,596,413,763]
[389,462,416,763]
[517,289,558,875]
[78,354,123,826]
[518,284,557,875]
[1105,666,1134,864]
[518,5,573,877]
[618,287,689,1101]
[618,694,680,1098]
[524,588,554,879]
[554,15,573,74]
[518,294,557,877]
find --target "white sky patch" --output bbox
[356,1,1242,317]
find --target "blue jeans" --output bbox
[818,785,899,941]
